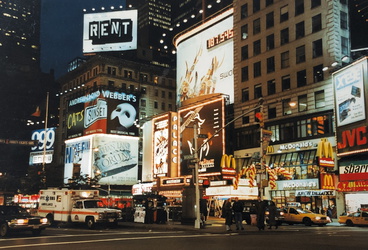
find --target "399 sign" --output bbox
[31,128,55,152]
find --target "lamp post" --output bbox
[191,98,264,229]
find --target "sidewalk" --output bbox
[119,217,343,233]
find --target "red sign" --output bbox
[319,157,334,167]
[337,180,368,192]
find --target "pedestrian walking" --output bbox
[232,197,244,230]
[255,196,267,231]
[327,206,333,222]
[267,201,278,229]
[222,198,233,231]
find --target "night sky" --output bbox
[40,0,126,79]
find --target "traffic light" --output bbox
[255,112,264,128]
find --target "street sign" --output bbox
[183,154,194,160]
[198,134,208,138]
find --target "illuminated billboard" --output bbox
[179,97,225,176]
[29,127,56,165]
[334,58,368,156]
[67,90,139,139]
[83,10,138,53]
[64,134,138,185]
[175,8,234,104]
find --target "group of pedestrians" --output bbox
[222,196,279,232]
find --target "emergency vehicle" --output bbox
[37,189,122,229]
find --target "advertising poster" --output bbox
[175,10,234,104]
[83,10,138,53]
[67,90,139,139]
[153,115,169,177]
[334,61,366,127]
[93,134,138,185]
[179,98,224,175]
[29,127,56,165]
[64,137,92,182]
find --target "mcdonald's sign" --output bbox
[220,154,236,178]
[320,173,335,190]
[316,138,334,167]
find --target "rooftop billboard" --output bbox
[83,9,138,53]
[175,8,234,104]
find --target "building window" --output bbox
[280,5,289,22]
[297,70,307,87]
[141,99,146,107]
[140,73,148,82]
[124,70,133,79]
[266,12,274,29]
[161,91,165,98]
[341,37,349,55]
[312,14,322,33]
[241,45,248,61]
[315,90,325,108]
[130,84,135,92]
[108,80,114,88]
[298,94,308,112]
[253,40,261,56]
[266,34,275,50]
[340,11,348,29]
[282,75,291,91]
[168,104,173,111]
[242,115,250,125]
[161,102,165,110]
[122,83,127,91]
[295,0,304,16]
[154,101,158,109]
[242,88,249,102]
[312,39,323,58]
[267,56,275,73]
[311,0,321,8]
[241,4,248,19]
[241,24,248,40]
[268,104,277,119]
[254,84,262,99]
[168,91,173,99]
[253,18,261,35]
[155,89,159,96]
[253,0,260,13]
[254,61,262,78]
[266,0,274,7]
[267,79,276,95]
[107,66,116,75]
[281,51,289,69]
[280,28,289,45]
[283,98,292,115]
[313,64,324,83]
[141,87,147,94]
[296,45,306,63]
[241,66,249,82]
[295,21,305,39]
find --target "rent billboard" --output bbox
[67,90,139,139]
[179,97,225,176]
[83,9,138,53]
[175,8,234,104]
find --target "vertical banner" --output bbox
[153,114,169,177]
[179,98,224,175]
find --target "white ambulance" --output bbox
[38,188,122,229]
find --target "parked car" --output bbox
[279,207,330,226]
[0,205,50,237]
[265,207,285,226]
[338,210,368,226]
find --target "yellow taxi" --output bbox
[338,209,368,226]
[280,207,331,226]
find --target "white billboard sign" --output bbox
[83,10,138,53]
[175,10,234,104]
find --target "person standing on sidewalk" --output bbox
[222,198,233,231]
[232,197,244,230]
[255,196,267,230]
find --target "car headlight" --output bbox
[12,219,28,225]
[40,218,48,224]
[315,216,321,220]
[118,212,122,218]
[279,211,284,216]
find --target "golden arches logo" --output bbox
[322,173,335,190]
[316,138,334,160]
[266,146,274,154]
[220,154,236,169]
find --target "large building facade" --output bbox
[232,0,350,216]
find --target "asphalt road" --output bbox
[0,222,367,250]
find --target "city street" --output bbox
[0,220,367,250]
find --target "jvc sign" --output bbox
[83,10,137,53]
